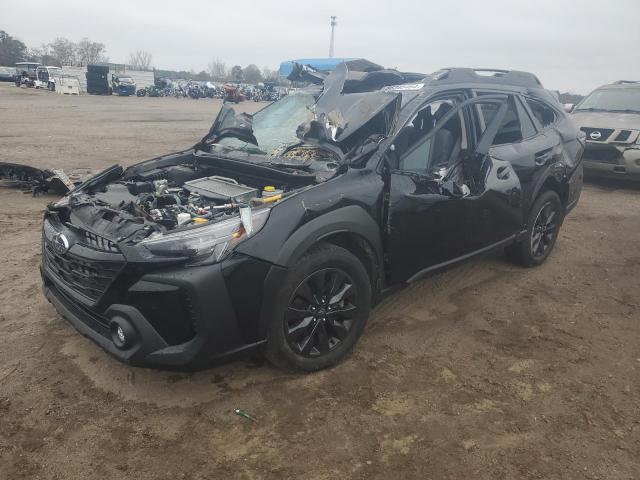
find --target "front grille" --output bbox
[43,242,124,302]
[613,130,632,142]
[78,230,120,253]
[45,275,111,334]
[583,144,622,164]
[581,127,614,142]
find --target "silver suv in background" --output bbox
[571,81,640,180]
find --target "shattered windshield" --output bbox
[575,88,640,113]
[216,93,315,155]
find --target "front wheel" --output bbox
[505,190,563,267]
[266,243,371,372]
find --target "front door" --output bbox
[386,95,523,283]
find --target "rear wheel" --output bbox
[505,190,563,267]
[266,243,371,371]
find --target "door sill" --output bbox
[407,235,517,284]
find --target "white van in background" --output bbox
[34,66,62,90]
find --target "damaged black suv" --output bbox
[41,64,584,371]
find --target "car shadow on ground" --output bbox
[59,249,513,409]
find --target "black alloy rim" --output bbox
[531,202,558,258]
[285,268,358,358]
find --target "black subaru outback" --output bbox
[41,64,584,371]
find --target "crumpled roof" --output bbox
[202,61,425,160]
[296,63,402,149]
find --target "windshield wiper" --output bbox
[574,107,607,112]
[607,109,640,114]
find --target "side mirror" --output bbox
[563,103,574,113]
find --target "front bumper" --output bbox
[583,143,640,180]
[41,252,277,370]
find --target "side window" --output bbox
[394,98,465,173]
[515,98,537,139]
[476,96,523,145]
[524,98,557,128]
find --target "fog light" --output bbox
[109,317,136,350]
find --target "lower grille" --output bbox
[45,275,111,334]
[43,242,124,302]
[583,144,622,164]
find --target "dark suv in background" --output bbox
[571,80,640,180]
[41,64,584,372]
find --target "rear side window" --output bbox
[476,96,523,145]
[525,98,557,128]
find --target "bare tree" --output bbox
[76,38,108,65]
[28,43,61,66]
[49,37,76,65]
[128,50,153,70]
[207,58,227,81]
[262,66,278,82]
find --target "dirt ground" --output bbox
[1,83,639,480]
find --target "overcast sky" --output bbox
[3,0,639,93]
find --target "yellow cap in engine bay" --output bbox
[263,186,275,192]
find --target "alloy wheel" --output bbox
[531,202,558,258]
[285,268,359,358]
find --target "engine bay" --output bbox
[112,174,285,232]
[54,153,333,243]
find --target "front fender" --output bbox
[274,204,383,267]
[236,203,383,268]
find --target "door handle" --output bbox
[535,149,553,166]
[496,165,511,180]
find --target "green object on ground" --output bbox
[234,408,257,422]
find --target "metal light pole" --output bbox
[329,16,337,58]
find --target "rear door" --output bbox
[475,92,560,215]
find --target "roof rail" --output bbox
[612,80,640,85]
[429,68,543,88]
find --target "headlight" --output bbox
[140,207,270,262]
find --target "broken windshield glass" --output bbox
[215,93,315,155]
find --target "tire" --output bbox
[505,190,563,267]
[265,243,372,372]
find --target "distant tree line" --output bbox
[206,59,280,84]
[157,59,281,85]
[0,31,110,66]
[0,29,283,84]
